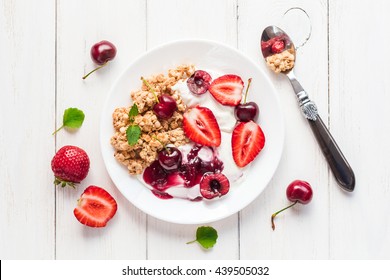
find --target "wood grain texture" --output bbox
[147,0,237,46]
[238,0,330,259]
[55,0,147,259]
[329,0,390,259]
[0,0,56,259]
[146,0,240,259]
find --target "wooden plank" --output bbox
[329,0,390,259]
[0,0,55,259]
[238,0,330,259]
[55,0,147,259]
[146,0,240,259]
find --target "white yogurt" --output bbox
[217,131,243,182]
[172,80,237,133]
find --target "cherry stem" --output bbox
[153,136,169,152]
[243,78,252,104]
[141,77,159,103]
[52,125,64,135]
[82,61,108,80]
[271,200,298,231]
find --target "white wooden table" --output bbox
[1,0,389,260]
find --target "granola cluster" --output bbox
[266,49,295,73]
[111,64,195,174]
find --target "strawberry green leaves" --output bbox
[187,226,218,249]
[126,104,141,145]
[53,108,85,135]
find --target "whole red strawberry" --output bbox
[51,145,90,188]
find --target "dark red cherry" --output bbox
[141,77,177,119]
[286,180,313,204]
[158,147,182,171]
[82,40,117,79]
[235,78,259,122]
[271,180,313,230]
[234,102,259,122]
[143,161,167,191]
[153,95,177,119]
[187,70,212,95]
[91,40,117,65]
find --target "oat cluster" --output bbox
[266,49,295,73]
[111,64,195,174]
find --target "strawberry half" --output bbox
[74,186,118,228]
[209,74,244,106]
[183,106,221,147]
[232,121,265,167]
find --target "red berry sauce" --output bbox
[261,34,288,57]
[143,144,224,200]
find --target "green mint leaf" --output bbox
[129,103,139,122]
[187,226,218,249]
[129,103,139,118]
[52,107,85,135]
[63,108,85,128]
[196,226,218,249]
[126,125,141,145]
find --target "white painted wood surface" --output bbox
[0,0,55,259]
[0,0,388,259]
[329,0,390,259]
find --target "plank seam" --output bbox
[236,0,241,260]
[54,0,58,261]
[145,0,148,50]
[145,0,149,261]
[327,0,331,259]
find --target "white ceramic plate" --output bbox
[100,39,284,224]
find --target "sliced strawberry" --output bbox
[74,186,118,228]
[209,74,244,106]
[183,106,221,147]
[232,121,265,167]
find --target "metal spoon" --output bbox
[261,25,355,192]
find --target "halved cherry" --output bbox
[187,70,212,95]
[200,173,230,199]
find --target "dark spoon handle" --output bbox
[286,71,355,191]
[308,115,355,191]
